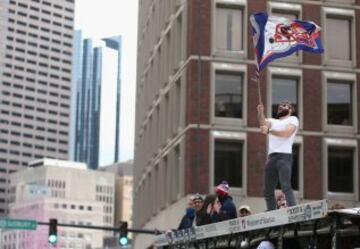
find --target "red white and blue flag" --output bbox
[250,12,324,71]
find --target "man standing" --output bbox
[257,101,299,211]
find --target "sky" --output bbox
[74,0,139,162]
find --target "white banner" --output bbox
[154,200,328,247]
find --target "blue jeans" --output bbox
[264,153,296,211]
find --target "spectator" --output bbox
[238,205,252,217]
[330,202,345,210]
[177,194,203,230]
[192,193,204,212]
[195,194,227,226]
[275,190,287,209]
[238,205,252,247]
[215,181,237,219]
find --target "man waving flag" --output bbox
[250,12,324,71]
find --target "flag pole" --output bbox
[253,69,265,126]
[257,70,262,105]
[251,69,262,105]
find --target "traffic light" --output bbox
[119,221,128,246]
[48,219,58,245]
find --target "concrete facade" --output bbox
[134,0,360,248]
[0,0,75,215]
[101,161,133,248]
[1,159,116,249]
[101,161,133,230]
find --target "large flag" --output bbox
[250,12,324,71]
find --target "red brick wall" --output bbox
[355,6,360,201]
[186,0,211,57]
[247,64,267,127]
[247,0,268,128]
[358,74,360,132]
[303,5,322,65]
[185,129,210,194]
[358,73,360,201]
[304,136,323,199]
[303,69,322,131]
[247,0,266,61]
[358,138,360,199]
[184,0,212,195]
[185,60,210,125]
[247,132,267,197]
[356,9,360,68]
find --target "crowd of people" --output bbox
[176,181,291,248]
[177,181,288,231]
[177,181,237,230]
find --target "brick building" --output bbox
[133,0,360,247]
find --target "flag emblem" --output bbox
[250,12,324,71]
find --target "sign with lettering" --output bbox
[0,218,37,230]
[154,200,328,246]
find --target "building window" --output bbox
[212,131,246,188]
[212,63,247,125]
[323,72,356,132]
[214,0,246,56]
[327,80,352,126]
[323,138,358,201]
[328,147,353,193]
[271,76,298,118]
[268,67,302,125]
[215,71,243,118]
[327,17,351,60]
[323,8,355,67]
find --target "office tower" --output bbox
[0,0,74,215]
[133,0,360,247]
[2,158,115,249]
[71,32,122,169]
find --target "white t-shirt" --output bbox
[267,116,299,155]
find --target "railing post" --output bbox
[331,214,339,249]
[277,226,284,249]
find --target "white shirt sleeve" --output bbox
[288,116,299,127]
[266,118,275,127]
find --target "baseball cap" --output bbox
[238,205,251,212]
[215,181,230,196]
[190,193,203,202]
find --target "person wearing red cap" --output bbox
[215,181,237,219]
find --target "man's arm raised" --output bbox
[257,104,271,135]
[257,104,266,126]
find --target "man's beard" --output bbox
[277,109,289,118]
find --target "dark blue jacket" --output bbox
[219,195,237,219]
[177,208,195,230]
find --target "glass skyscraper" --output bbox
[71,31,122,169]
